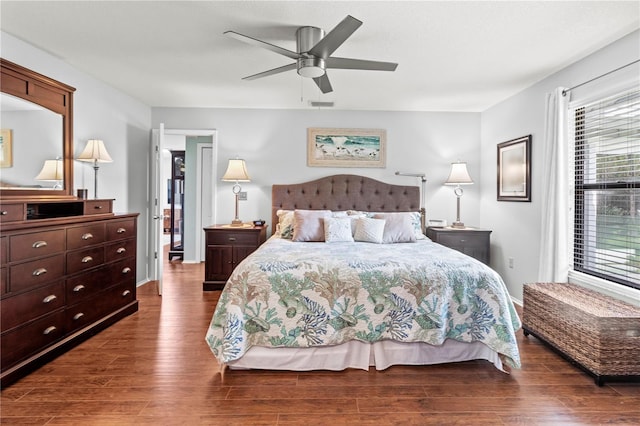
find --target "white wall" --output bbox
[151,109,482,231]
[5,27,638,303]
[2,32,153,285]
[480,30,640,304]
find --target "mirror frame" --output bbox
[0,58,76,199]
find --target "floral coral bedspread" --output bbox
[205,237,522,368]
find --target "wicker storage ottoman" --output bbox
[523,282,640,385]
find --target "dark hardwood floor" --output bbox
[1,252,639,425]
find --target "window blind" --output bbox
[572,87,640,289]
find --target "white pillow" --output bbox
[353,217,386,244]
[373,213,417,243]
[292,209,331,242]
[324,217,354,243]
[369,211,426,240]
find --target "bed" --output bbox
[205,174,521,372]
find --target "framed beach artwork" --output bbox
[307,128,386,168]
[497,134,531,202]
[0,129,12,168]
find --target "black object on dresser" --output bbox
[0,199,138,387]
[426,226,492,265]
[203,225,267,291]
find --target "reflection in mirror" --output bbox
[0,93,64,190]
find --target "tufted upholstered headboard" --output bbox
[271,174,420,235]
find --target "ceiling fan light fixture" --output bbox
[297,57,325,78]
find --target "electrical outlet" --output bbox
[508,257,514,269]
[238,191,247,201]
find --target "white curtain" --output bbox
[538,87,570,282]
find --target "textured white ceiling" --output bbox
[1,1,638,112]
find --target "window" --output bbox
[571,87,640,290]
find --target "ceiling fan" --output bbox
[225,15,398,94]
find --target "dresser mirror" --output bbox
[0,58,75,199]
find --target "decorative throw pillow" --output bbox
[276,210,294,239]
[292,209,331,242]
[369,211,426,240]
[324,217,354,243]
[353,217,386,244]
[373,213,417,243]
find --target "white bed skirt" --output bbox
[226,339,504,372]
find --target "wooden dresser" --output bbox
[0,198,139,387]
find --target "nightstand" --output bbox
[203,224,268,291]
[426,226,492,265]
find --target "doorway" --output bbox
[150,127,217,295]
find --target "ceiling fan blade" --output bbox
[308,15,362,59]
[313,74,333,94]
[326,57,398,71]
[224,31,301,60]
[243,63,297,81]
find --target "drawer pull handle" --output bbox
[42,294,57,303]
[32,240,48,248]
[122,267,132,274]
[32,268,47,276]
[94,205,103,209]
[81,256,93,263]
[0,210,7,215]
[73,313,85,321]
[73,284,85,292]
[116,227,126,234]
[81,233,94,240]
[43,326,57,335]
[460,239,466,243]
[228,237,236,241]
[122,290,131,297]
[116,247,126,254]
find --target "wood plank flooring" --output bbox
[1,256,639,425]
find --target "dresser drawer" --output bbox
[1,281,65,331]
[105,238,135,262]
[207,230,260,245]
[0,203,25,223]
[9,229,65,262]
[66,280,136,334]
[84,199,112,215]
[66,246,105,275]
[108,257,136,283]
[106,218,135,241]
[67,223,106,250]
[1,310,66,371]
[65,265,111,306]
[1,236,6,265]
[9,253,65,294]
[0,267,6,297]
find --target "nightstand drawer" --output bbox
[426,227,491,265]
[436,233,486,248]
[207,230,261,246]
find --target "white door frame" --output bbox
[196,142,217,262]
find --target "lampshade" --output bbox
[35,159,64,181]
[444,162,474,185]
[77,139,113,163]
[222,159,251,182]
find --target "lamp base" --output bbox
[451,221,465,229]
[229,219,244,227]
